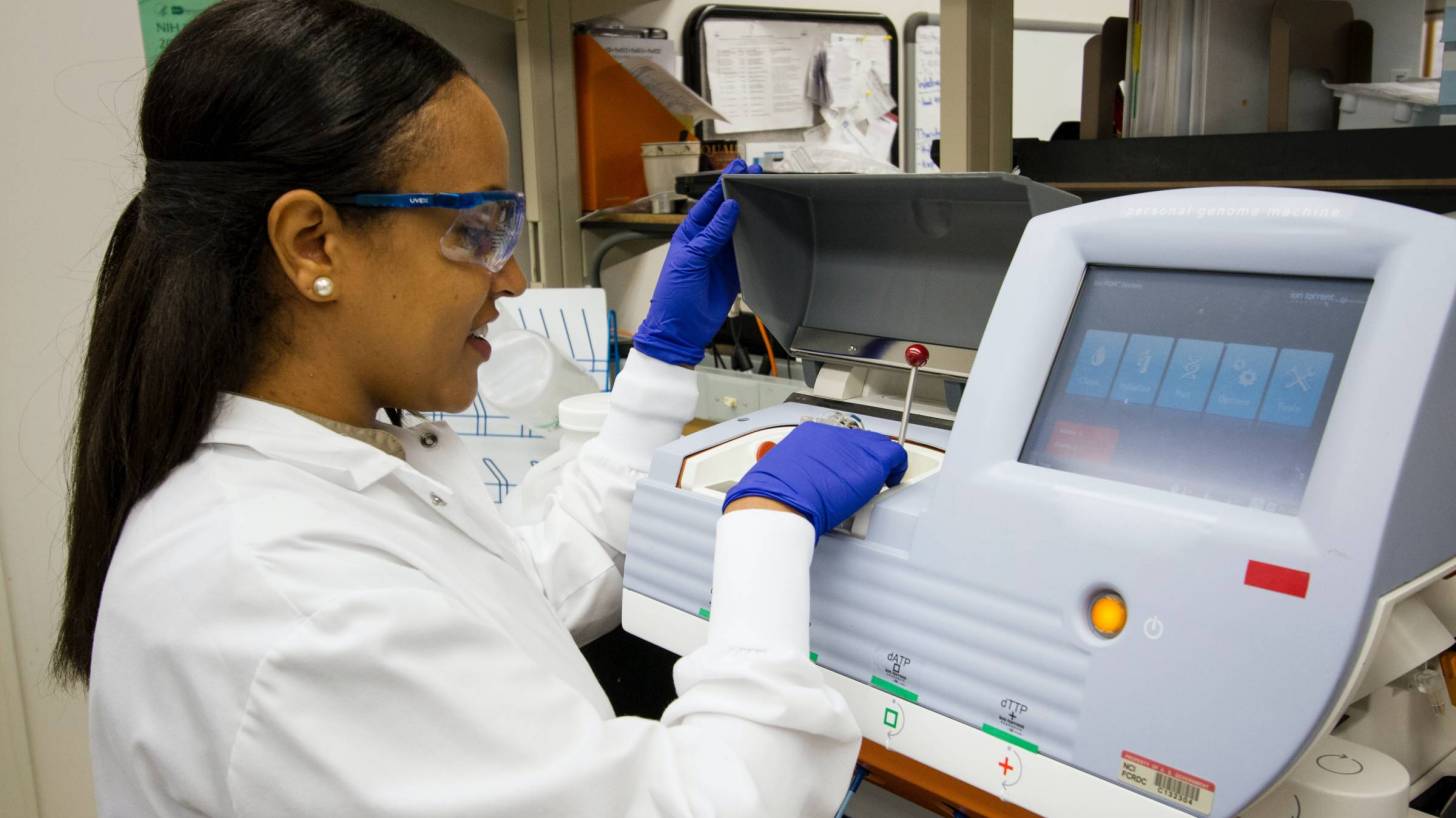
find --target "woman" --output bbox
[58,1,907,815]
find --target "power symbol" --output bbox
[1144,616,1165,640]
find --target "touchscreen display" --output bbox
[1019,266,1370,514]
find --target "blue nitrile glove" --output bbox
[723,423,910,538]
[632,158,762,366]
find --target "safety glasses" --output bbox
[333,191,526,273]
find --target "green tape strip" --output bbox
[697,608,710,620]
[809,651,819,663]
[981,723,1039,754]
[870,676,919,703]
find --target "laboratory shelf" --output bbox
[1011,126,1456,213]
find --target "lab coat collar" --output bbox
[201,394,407,492]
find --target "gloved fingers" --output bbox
[883,445,910,487]
[838,428,909,487]
[682,158,748,239]
[686,198,740,260]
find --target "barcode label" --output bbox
[1156,771,1200,805]
[1120,751,1214,815]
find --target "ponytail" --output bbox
[56,184,262,684]
[53,0,465,685]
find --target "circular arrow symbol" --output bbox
[1315,753,1363,776]
[997,747,1023,789]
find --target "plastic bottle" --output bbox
[476,328,600,428]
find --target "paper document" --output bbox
[829,33,892,93]
[824,42,861,108]
[820,33,895,113]
[812,108,897,162]
[617,57,728,124]
[859,68,897,121]
[705,19,817,134]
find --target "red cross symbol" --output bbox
[999,757,1015,776]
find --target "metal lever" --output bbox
[897,344,929,444]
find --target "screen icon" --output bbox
[1067,330,1128,398]
[1110,334,1174,405]
[1156,339,1224,412]
[1207,343,1277,419]
[1260,348,1334,427]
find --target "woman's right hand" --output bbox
[722,423,909,538]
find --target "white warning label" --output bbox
[1120,750,1214,815]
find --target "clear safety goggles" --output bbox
[333,191,526,273]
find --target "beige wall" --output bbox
[0,0,147,813]
[0,3,519,816]
[1349,0,1426,81]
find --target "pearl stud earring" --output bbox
[312,277,335,298]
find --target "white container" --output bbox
[1328,80,1441,129]
[556,390,613,452]
[476,328,599,427]
[641,141,700,195]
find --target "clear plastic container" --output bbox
[477,328,600,428]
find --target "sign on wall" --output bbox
[138,2,218,67]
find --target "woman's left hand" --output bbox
[631,158,760,367]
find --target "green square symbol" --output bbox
[882,708,899,729]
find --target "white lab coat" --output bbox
[89,354,860,817]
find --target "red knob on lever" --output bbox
[898,344,930,444]
[904,343,930,369]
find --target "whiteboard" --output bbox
[908,21,941,173]
[906,20,1099,170]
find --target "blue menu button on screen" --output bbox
[1156,339,1225,412]
[1260,348,1334,427]
[1207,343,1278,420]
[1110,334,1174,405]
[1067,330,1128,398]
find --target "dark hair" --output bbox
[54,0,465,685]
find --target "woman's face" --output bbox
[333,75,526,415]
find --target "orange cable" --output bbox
[754,315,778,377]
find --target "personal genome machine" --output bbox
[623,174,1456,817]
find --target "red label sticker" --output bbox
[1244,560,1311,599]
[1047,421,1119,464]
[1121,750,1215,815]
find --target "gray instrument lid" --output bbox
[724,173,1079,377]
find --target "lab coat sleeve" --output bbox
[226,513,860,817]
[508,352,698,642]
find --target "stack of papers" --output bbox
[704,18,899,170]
[804,32,898,164]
